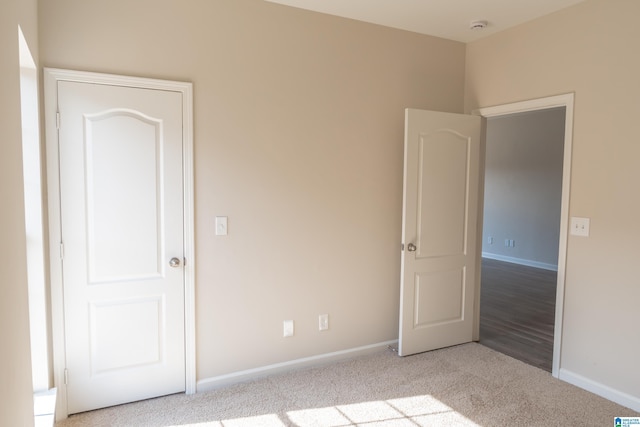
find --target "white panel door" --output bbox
[58,81,185,414]
[398,109,482,357]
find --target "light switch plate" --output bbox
[215,216,228,236]
[319,314,329,331]
[283,320,294,337]
[570,217,590,237]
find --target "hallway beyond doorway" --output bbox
[479,258,556,372]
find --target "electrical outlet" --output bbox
[319,314,329,331]
[283,320,294,337]
[487,236,494,245]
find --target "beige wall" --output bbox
[467,0,640,400]
[0,0,37,424]
[38,0,465,380]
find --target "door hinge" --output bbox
[56,111,60,130]
[64,368,68,385]
[401,243,405,251]
[60,242,64,260]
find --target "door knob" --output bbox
[169,257,181,268]
[407,243,417,252]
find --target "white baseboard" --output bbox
[482,252,558,271]
[197,340,398,393]
[34,388,56,427]
[558,368,640,412]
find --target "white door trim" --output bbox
[473,93,574,378]
[44,68,196,419]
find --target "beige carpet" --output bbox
[56,343,636,426]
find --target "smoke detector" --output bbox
[470,20,488,30]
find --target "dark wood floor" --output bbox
[479,258,557,372]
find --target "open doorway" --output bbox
[474,94,574,377]
[478,107,565,372]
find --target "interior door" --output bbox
[398,109,483,357]
[58,80,186,413]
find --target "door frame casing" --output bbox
[44,68,196,419]
[472,93,575,378]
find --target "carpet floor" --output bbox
[55,343,636,426]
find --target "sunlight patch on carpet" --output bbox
[287,394,480,426]
[171,395,480,427]
[168,394,480,426]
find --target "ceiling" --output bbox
[264,0,586,43]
